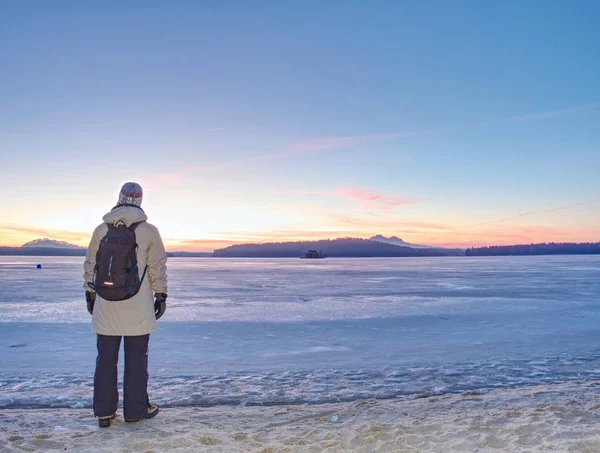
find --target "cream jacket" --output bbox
[83,206,167,336]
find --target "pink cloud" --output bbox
[227,133,409,165]
[476,103,600,127]
[400,221,451,230]
[463,199,598,228]
[424,221,600,249]
[335,186,415,211]
[191,103,598,174]
[514,226,572,236]
[278,104,598,159]
[285,186,415,212]
[194,132,418,172]
[146,173,185,186]
[286,133,405,152]
[143,173,195,192]
[320,213,449,233]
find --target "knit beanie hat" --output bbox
[117,182,143,207]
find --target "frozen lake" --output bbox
[0,256,599,408]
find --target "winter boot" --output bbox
[125,404,159,423]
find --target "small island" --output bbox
[300,250,327,259]
[212,238,455,258]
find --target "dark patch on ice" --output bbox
[413,393,432,399]
[462,390,486,396]
[533,390,565,396]
[9,343,27,348]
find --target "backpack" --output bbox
[89,221,147,301]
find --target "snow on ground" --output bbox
[2,380,600,453]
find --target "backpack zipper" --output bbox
[108,253,114,279]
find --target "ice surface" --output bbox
[1,256,599,409]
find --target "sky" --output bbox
[0,1,599,252]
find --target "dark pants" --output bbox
[93,334,150,420]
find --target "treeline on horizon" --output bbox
[466,242,600,256]
[2,240,599,258]
[0,247,211,258]
[0,247,87,256]
[213,238,454,258]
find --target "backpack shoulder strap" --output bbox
[129,221,145,232]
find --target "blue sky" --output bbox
[1,1,599,250]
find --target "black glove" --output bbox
[154,293,167,320]
[86,291,96,315]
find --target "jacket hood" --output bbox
[102,205,148,226]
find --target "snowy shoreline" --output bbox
[2,380,600,452]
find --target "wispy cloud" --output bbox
[322,212,450,231]
[287,186,416,212]
[0,224,90,245]
[279,104,596,158]
[474,103,600,127]
[163,238,238,252]
[195,133,406,171]
[191,103,598,172]
[321,197,598,248]
[335,186,415,211]
[425,224,588,249]
[143,173,187,191]
[399,221,451,230]
[461,199,599,228]
[164,219,597,252]
[285,133,413,153]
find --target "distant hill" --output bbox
[213,238,454,258]
[466,242,600,256]
[0,247,214,257]
[22,239,84,249]
[0,246,86,256]
[0,238,88,255]
[167,251,213,257]
[369,235,433,249]
[18,240,213,257]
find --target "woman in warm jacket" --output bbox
[83,182,168,427]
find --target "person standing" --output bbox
[84,182,168,428]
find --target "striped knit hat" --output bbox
[117,182,143,207]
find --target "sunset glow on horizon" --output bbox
[2,185,598,252]
[1,2,598,252]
